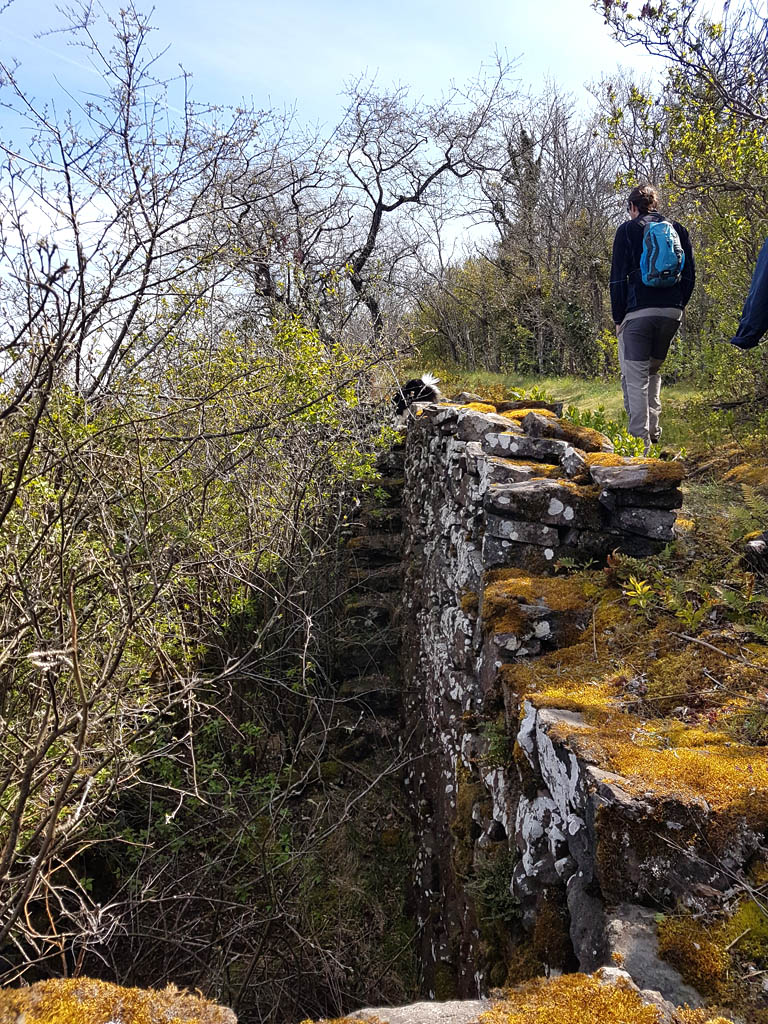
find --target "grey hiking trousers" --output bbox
[617,311,681,448]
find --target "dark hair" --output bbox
[627,184,660,214]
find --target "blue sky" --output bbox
[0,0,665,127]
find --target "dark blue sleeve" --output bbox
[678,224,695,307]
[731,237,768,350]
[610,224,631,324]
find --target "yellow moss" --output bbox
[585,452,685,485]
[465,402,498,413]
[585,452,631,468]
[554,423,610,449]
[500,407,558,422]
[549,707,768,818]
[482,570,590,636]
[723,462,768,492]
[498,583,768,830]
[460,590,479,614]
[678,1014,735,1024]
[657,914,732,1000]
[479,972,662,1024]
[0,979,234,1024]
[491,458,562,479]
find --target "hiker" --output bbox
[730,236,768,350]
[610,184,696,451]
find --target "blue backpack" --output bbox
[639,215,685,287]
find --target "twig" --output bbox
[672,631,768,674]
[725,927,751,951]
[592,609,599,663]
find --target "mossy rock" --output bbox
[479,971,674,1024]
[0,979,236,1024]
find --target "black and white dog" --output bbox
[745,531,768,575]
[392,373,442,417]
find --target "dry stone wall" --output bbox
[398,399,760,1007]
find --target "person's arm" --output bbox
[678,223,695,307]
[609,224,630,325]
[731,237,768,350]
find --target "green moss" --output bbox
[452,771,485,879]
[723,898,768,966]
[319,760,343,783]
[503,939,545,986]
[531,888,573,970]
[379,827,402,849]
[480,714,514,769]
[433,961,459,1000]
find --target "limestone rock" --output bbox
[482,432,571,462]
[560,527,615,560]
[479,456,561,487]
[482,534,558,573]
[522,411,614,453]
[451,391,486,404]
[351,999,491,1024]
[561,444,589,479]
[608,507,677,541]
[484,478,604,530]
[598,486,683,511]
[587,455,685,491]
[456,408,524,442]
[604,903,705,1009]
[484,514,559,547]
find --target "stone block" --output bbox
[482,432,570,462]
[604,903,705,1009]
[497,399,564,417]
[485,514,559,547]
[456,408,523,442]
[609,532,666,558]
[451,391,485,404]
[598,487,683,511]
[608,507,677,541]
[561,444,589,479]
[559,528,615,560]
[480,458,562,488]
[522,412,614,453]
[587,456,685,490]
[484,478,604,531]
[481,534,558,573]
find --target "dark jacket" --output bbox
[730,236,768,349]
[610,213,696,324]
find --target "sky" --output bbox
[0,0,666,129]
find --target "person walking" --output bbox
[610,184,695,451]
[730,236,768,350]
